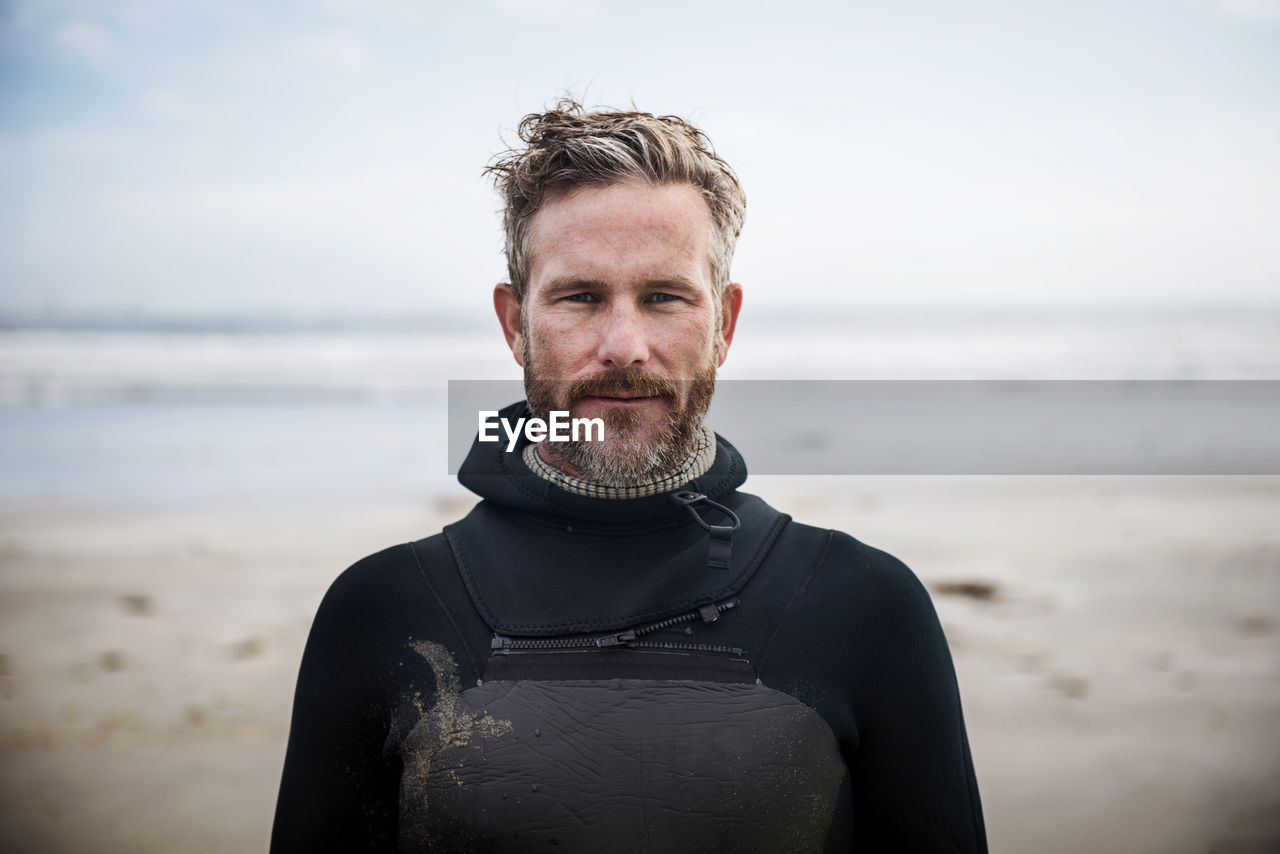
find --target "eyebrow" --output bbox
[540,276,704,296]
[540,278,607,297]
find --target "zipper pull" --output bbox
[595,630,637,648]
[491,635,511,651]
[699,597,741,623]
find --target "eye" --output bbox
[564,292,597,303]
[647,293,679,303]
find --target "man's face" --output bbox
[494,179,742,485]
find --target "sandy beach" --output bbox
[0,475,1276,852]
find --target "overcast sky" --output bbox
[1,0,1278,323]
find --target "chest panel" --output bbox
[396,678,844,853]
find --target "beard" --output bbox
[524,347,718,487]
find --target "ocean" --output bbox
[3,307,1278,505]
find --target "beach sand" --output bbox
[1,477,1277,853]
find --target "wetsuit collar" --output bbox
[457,400,749,525]
[521,425,716,500]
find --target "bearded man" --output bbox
[272,101,987,853]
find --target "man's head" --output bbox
[488,101,745,486]
[486,99,746,303]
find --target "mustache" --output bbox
[564,371,680,406]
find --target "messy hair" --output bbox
[485,99,746,301]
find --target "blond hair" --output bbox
[485,99,746,301]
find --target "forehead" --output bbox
[525,180,714,289]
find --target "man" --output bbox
[272,100,986,852]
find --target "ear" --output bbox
[715,283,743,367]
[493,283,525,367]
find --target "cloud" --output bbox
[50,17,115,62]
[1217,0,1280,21]
[286,30,373,70]
[109,163,491,254]
[137,87,202,122]
[489,0,598,20]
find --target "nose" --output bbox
[595,301,649,368]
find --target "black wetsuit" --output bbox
[272,402,987,852]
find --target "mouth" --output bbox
[580,394,665,407]
[562,371,681,412]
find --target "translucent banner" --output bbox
[448,380,1280,475]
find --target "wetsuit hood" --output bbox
[450,400,784,636]
[457,399,749,526]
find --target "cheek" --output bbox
[527,324,583,373]
[671,320,718,364]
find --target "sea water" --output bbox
[2,308,1277,506]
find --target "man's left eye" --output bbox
[648,293,679,303]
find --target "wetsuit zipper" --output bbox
[490,598,744,656]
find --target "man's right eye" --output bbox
[564,293,597,303]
